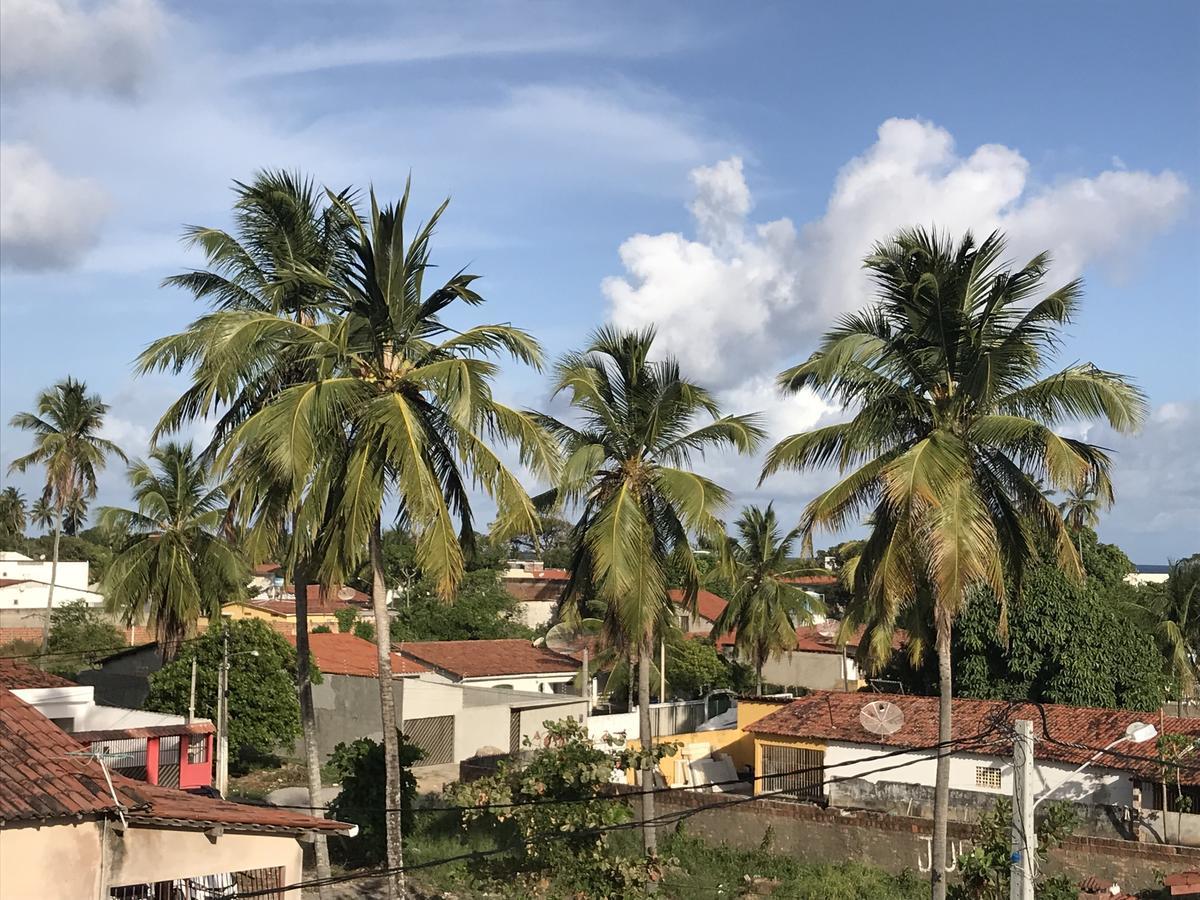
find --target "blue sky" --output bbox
[1,0,1197,561]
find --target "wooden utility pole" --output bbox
[1010,719,1035,900]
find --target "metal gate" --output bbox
[406,715,455,766]
[760,743,824,800]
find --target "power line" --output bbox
[230,724,1012,898]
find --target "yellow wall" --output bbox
[222,603,340,627]
[736,698,793,731]
[752,735,827,795]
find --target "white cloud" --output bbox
[606,118,1189,394]
[0,0,165,97]
[0,143,110,270]
[603,118,1190,540]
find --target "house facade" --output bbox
[293,632,589,764]
[223,583,369,633]
[2,659,215,791]
[397,638,582,693]
[0,550,102,609]
[499,562,570,628]
[0,687,352,899]
[744,690,1200,840]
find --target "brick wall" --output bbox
[652,790,1200,890]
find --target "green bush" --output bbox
[45,600,124,676]
[326,734,422,867]
[352,620,375,642]
[334,607,358,633]
[311,624,333,634]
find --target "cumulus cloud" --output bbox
[0,143,110,270]
[606,118,1189,397]
[0,0,165,97]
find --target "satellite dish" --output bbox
[859,700,905,737]
[337,586,357,602]
[543,618,603,653]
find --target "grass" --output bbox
[393,809,926,899]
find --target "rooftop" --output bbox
[0,688,351,833]
[0,658,76,690]
[748,690,1200,783]
[668,588,729,625]
[397,639,581,680]
[285,632,427,678]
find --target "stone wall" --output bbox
[652,790,1199,890]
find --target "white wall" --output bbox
[0,579,103,609]
[0,552,91,589]
[588,710,640,743]
[824,741,1132,805]
[12,684,195,733]
[464,673,577,694]
[518,600,557,628]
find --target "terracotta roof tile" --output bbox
[748,690,1200,782]
[0,688,350,833]
[0,658,76,690]
[668,588,729,624]
[286,632,426,677]
[792,622,905,655]
[397,639,580,679]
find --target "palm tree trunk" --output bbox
[637,634,657,856]
[293,563,332,900]
[931,616,953,900]
[370,519,406,899]
[41,506,62,652]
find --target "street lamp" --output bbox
[1033,720,1158,809]
[215,636,261,798]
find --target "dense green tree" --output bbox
[146,619,301,761]
[1137,554,1200,703]
[953,565,1166,710]
[663,637,733,699]
[761,229,1145,898]
[712,504,824,693]
[326,734,421,868]
[0,487,27,539]
[8,378,126,650]
[542,326,763,854]
[45,600,125,677]
[100,442,243,659]
[391,570,531,642]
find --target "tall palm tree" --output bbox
[0,487,26,537]
[144,171,356,895]
[62,491,89,536]
[8,378,126,649]
[30,498,55,534]
[1143,557,1200,708]
[760,228,1145,900]
[541,326,763,854]
[100,442,243,660]
[712,504,825,694]
[171,183,556,898]
[1057,483,1104,561]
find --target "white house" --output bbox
[1124,563,1171,587]
[396,638,581,694]
[0,550,101,608]
[744,691,1199,820]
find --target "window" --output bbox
[761,743,824,800]
[975,766,1002,790]
[678,614,690,631]
[187,735,208,764]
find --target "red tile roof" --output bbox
[286,632,426,678]
[72,722,215,743]
[668,588,729,625]
[397,639,581,680]
[0,658,76,690]
[0,688,351,832]
[253,562,282,576]
[1165,871,1200,895]
[748,690,1200,783]
[781,574,839,588]
[0,578,31,588]
[792,621,905,655]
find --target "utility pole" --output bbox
[187,657,197,723]
[216,628,230,797]
[659,640,666,702]
[1010,719,1035,900]
[581,647,590,713]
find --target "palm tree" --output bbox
[1143,557,1200,709]
[8,378,126,650]
[63,491,88,536]
[144,171,356,895]
[712,504,825,694]
[0,487,26,537]
[99,442,243,659]
[30,498,55,534]
[760,228,1145,900]
[541,326,763,854]
[1058,483,1104,562]
[171,183,555,898]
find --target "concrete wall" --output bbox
[0,819,306,900]
[76,645,163,708]
[517,599,556,628]
[303,673,587,764]
[462,673,577,693]
[0,554,91,589]
[651,789,1200,892]
[759,650,857,692]
[824,741,1132,806]
[12,683,197,733]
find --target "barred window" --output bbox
[975,766,1002,790]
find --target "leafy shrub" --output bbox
[311,624,332,634]
[950,797,1077,899]
[334,607,358,633]
[444,717,663,897]
[352,620,375,642]
[326,734,422,867]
